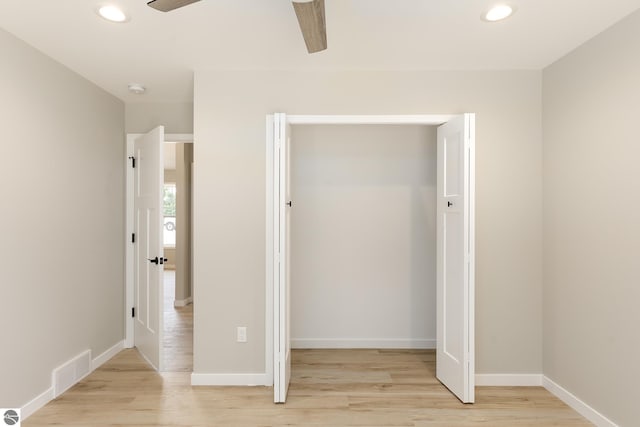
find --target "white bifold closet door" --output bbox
[274,113,292,403]
[272,113,475,404]
[436,114,475,403]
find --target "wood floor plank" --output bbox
[24,272,591,426]
[25,348,592,426]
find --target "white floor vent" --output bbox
[52,350,91,398]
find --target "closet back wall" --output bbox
[290,125,437,349]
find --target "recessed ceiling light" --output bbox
[483,4,515,22]
[98,5,128,23]
[128,83,146,94]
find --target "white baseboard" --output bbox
[191,373,270,386]
[174,296,193,307]
[22,341,124,420]
[21,386,54,420]
[291,338,436,349]
[543,376,618,427]
[475,374,542,386]
[19,344,618,427]
[92,340,124,371]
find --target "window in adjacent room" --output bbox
[163,183,176,247]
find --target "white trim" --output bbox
[287,114,454,125]
[275,112,288,403]
[164,134,195,143]
[125,133,194,349]
[174,296,193,307]
[191,373,270,386]
[475,374,543,386]
[267,114,476,400]
[471,374,620,425]
[125,134,135,348]
[466,113,476,402]
[21,387,54,420]
[91,340,124,371]
[543,376,619,427]
[22,341,123,420]
[127,133,194,142]
[291,338,436,349]
[265,115,275,386]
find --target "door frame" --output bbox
[266,114,475,399]
[124,133,194,349]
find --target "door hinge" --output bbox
[131,233,136,243]
[128,156,136,168]
[131,307,135,318]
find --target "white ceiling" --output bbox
[1,0,639,103]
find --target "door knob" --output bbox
[148,257,159,264]
[286,201,292,207]
[447,201,453,207]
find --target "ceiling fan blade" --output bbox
[292,0,327,54]
[147,0,201,12]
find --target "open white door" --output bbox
[273,113,292,403]
[436,114,475,403]
[133,126,165,371]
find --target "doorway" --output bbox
[162,142,194,372]
[125,131,194,373]
[267,114,475,404]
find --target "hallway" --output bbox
[163,269,193,372]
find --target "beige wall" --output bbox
[542,10,640,426]
[193,69,543,375]
[290,125,437,346]
[125,102,193,134]
[165,169,177,183]
[164,247,176,270]
[175,143,193,301]
[0,28,125,407]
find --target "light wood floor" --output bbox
[163,269,193,372]
[25,347,591,426]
